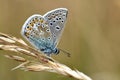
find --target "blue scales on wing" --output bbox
[21,15,54,55]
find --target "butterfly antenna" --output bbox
[59,48,71,57]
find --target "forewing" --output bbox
[21,14,53,50]
[44,8,68,46]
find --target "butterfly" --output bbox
[21,8,68,56]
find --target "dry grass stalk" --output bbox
[0,32,92,80]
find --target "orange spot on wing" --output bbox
[40,19,44,23]
[34,18,39,22]
[25,32,30,38]
[29,22,34,27]
[26,26,32,31]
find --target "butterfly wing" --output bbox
[21,14,53,51]
[43,8,68,47]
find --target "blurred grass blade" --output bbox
[0,32,92,80]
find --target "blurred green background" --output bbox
[0,0,120,80]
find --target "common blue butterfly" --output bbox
[21,8,68,56]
